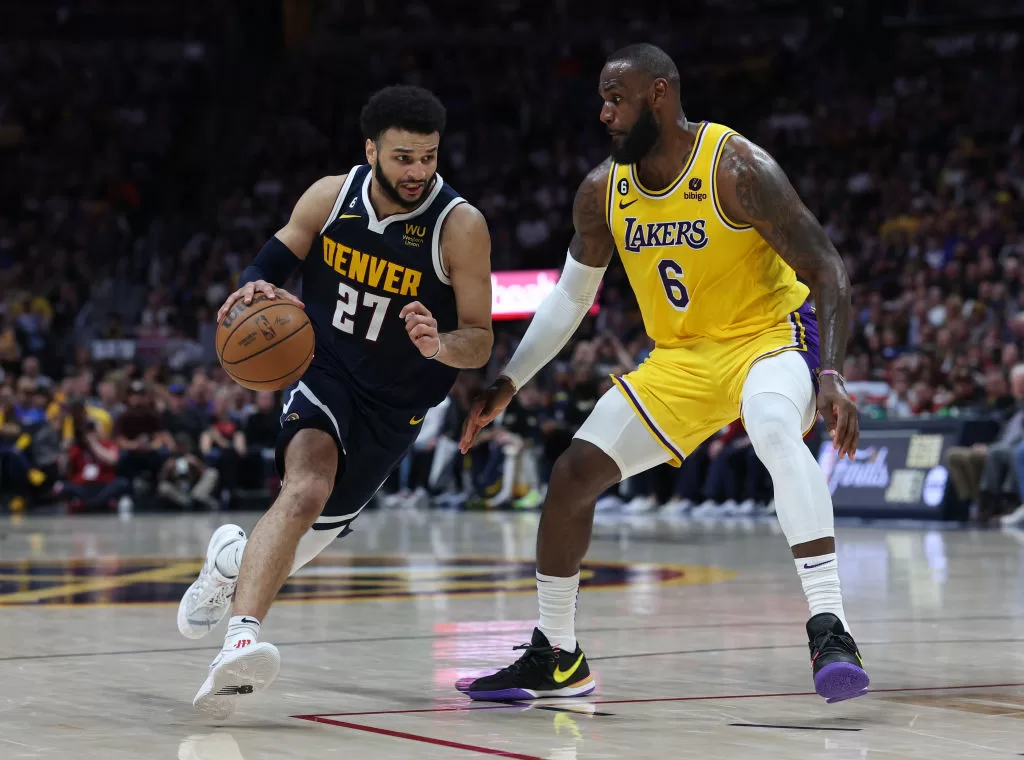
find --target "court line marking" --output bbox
[0,553,733,607]
[296,682,1024,718]
[729,723,862,731]
[294,715,544,760]
[586,637,1024,662]
[0,561,197,605]
[3,633,1023,665]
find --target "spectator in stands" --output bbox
[55,400,131,512]
[241,390,280,490]
[0,313,20,372]
[59,370,113,444]
[163,381,207,449]
[94,380,125,421]
[14,377,47,427]
[115,379,174,487]
[156,434,219,510]
[393,397,451,509]
[946,364,1024,521]
[698,422,758,514]
[199,389,246,506]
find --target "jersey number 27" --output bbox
[332,282,390,341]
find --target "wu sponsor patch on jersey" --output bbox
[402,223,426,248]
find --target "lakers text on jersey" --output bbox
[605,122,820,462]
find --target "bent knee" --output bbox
[551,441,620,497]
[744,393,804,450]
[280,472,334,522]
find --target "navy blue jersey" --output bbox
[299,165,463,409]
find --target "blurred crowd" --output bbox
[2,2,1024,519]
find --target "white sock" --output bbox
[215,539,247,578]
[223,615,261,651]
[795,554,850,633]
[290,524,347,573]
[214,523,345,580]
[536,571,580,651]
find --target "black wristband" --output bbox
[241,236,302,287]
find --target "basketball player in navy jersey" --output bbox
[177,86,494,718]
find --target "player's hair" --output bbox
[606,43,681,93]
[360,85,447,142]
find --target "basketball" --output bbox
[216,295,314,391]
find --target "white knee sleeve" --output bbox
[742,352,834,545]
[290,525,346,574]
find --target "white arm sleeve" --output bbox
[501,253,607,390]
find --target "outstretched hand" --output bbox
[817,376,859,459]
[459,377,517,453]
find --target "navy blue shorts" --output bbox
[275,361,427,531]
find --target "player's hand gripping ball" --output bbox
[215,280,313,391]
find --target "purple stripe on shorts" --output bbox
[613,375,686,462]
[796,300,822,393]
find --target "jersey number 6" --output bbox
[332,282,391,341]
[658,259,689,310]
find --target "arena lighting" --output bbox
[491,269,601,321]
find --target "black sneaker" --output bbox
[807,613,869,703]
[456,628,596,701]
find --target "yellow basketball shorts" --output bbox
[611,301,820,465]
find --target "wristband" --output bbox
[426,337,442,360]
[819,369,845,384]
[497,374,518,392]
[241,236,302,287]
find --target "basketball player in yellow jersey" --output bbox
[458,43,869,704]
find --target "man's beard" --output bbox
[374,160,431,210]
[610,104,660,164]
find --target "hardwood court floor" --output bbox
[0,509,1022,759]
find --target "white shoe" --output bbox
[193,641,281,720]
[691,499,720,518]
[623,495,658,514]
[719,499,739,515]
[659,498,693,516]
[1001,504,1024,527]
[594,494,624,512]
[732,499,756,516]
[178,524,247,640]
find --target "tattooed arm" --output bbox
[716,136,858,458]
[458,161,614,452]
[567,159,617,268]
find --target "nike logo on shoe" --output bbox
[552,652,585,684]
[803,560,835,569]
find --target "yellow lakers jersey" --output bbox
[605,121,809,347]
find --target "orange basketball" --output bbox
[216,295,314,391]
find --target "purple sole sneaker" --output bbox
[455,675,597,701]
[814,661,870,704]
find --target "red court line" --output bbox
[294,715,544,760]
[295,681,1024,719]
